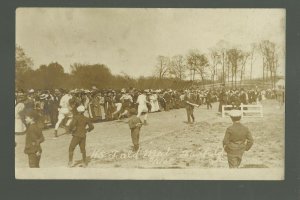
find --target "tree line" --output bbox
[16,40,283,91]
[153,40,283,89]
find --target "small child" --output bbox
[68,105,94,167]
[128,108,143,152]
[24,111,45,168]
[223,110,254,168]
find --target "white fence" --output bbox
[222,103,263,118]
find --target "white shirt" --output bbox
[136,94,147,106]
[60,94,72,108]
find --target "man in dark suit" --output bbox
[24,111,45,168]
[184,90,199,124]
[223,110,254,168]
[68,105,94,167]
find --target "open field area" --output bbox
[15,99,284,170]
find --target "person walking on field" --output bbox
[184,90,199,124]
[128,108,143,152]
[68,105,94,168]
[223,110,254,168]
[54,90,73,138]
[24,111,45,168]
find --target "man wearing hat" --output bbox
[184,90,198,124]
[24,110,45,168]
[128,108,143,152]
[104,91,115,121]
[223,110,254,168]
[68,105,94,167]
[163,90,171,111]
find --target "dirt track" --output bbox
[15,99,284,169]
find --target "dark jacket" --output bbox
[69,114,94,138]
[24,123,44,154]
[223,122,254,155]
[128,115,142,130]
[184,93,196,109]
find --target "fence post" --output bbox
[241,103,244,118]
[222,105,224,117]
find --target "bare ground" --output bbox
[15,99,284,169]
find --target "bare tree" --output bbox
[186,50,198,82]
[216,40,230,84]
[169,55,186,80]
[249,43,257,80]
[154,55,170,80]
[239,51,250,86]
[209,48,221,87]
[187,49,209,86]
[259,40,279,88]
[227,48,243,88]
[195,53,209,87]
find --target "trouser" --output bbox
[69,136,87,162]
[27,153,41,168]
[165,102,170,111]
[105,105,114,120]
[112,103,122,116]
[50,109,58,127]
[137,112,148,123]
[137,106,148,122]
[218,102,223,113]
[186,107,194,123]
[131,128,140,151]
[55,112,72,130]
[227,153,243,168]
[207,102,212,109]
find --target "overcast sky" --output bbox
[16,8,285,78]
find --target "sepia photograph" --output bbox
[15,8,285,180]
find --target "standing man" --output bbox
[206,90,213,110]
[223,110,254,168]
[48,90,60,128]
[218,88,227,113]
[184,90,198,124]
[104,91,115,121]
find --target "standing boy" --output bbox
[24,111,45,168]
[223,110,254,168]
[128,108,143,152]
[68,105,94,167]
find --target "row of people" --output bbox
[15,86,282,135]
